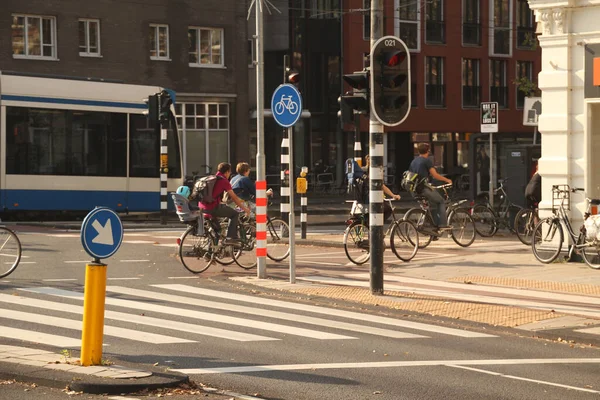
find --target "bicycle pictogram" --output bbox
[274,95,299,116]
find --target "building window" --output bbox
[398,0,420,51]
[516,0,536,49]
[189,27,224,67]
[425,0,445,44]
[12,14,56,59]
[363,0,370,40]
[490,0,511,56]
[174,102,230,176]
[462,0,480,46]
[516,61,533,109]
[462,59,480,108]
[79,19,100,56]
[310,0,340,19]
[425,56,445,107]
[149,24,169,60]
[490,59,508,108]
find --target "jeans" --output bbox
[421,185,447,227]
[205,204,239,239]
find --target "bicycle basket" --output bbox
[552,185,571,211]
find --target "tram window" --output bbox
[129,115,181,178]
[6,107,127,176]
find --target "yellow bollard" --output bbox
[80,262,107,366]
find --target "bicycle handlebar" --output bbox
[432,183,453,189]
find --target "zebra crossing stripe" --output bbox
[0,326,80,348]
[106,286,427,339]
[0,293,275,342]
[21,287,356,340]
[0,308,193,344]
[154,284,495,338]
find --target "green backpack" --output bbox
[401,170,424,193]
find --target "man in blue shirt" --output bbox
[409,143,452,230]
[230,162,273,204]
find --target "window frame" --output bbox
[516,60,533,109]
[79,18,101,57]
[489,0,512,57]
[516,0,535,50]
[12,14,57,60]
[425,0,445,44]
[462,0,481,46]
[461,58,480,108]
[490,59,509,108]
[425,56,445,108]
[149,23,170,61]
[396,0,421,52]
[188,27,225,68]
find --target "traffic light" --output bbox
[143,94,159,127]
[370,36,411,126]
[159,90,173,124]
[339,71,369,124]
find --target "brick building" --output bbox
[343,0,541,194]
[1,0,250,178]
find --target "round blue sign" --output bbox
[271,84,302,128]
[81,207,124,260]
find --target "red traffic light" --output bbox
[384,51,406,67]
[288,71,300,84]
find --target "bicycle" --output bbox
[0,226,22,279]
[531,185,600,269]
[471,177,523,237]
[343,198,419,265]
[514,202,539,246]
[242,199,291,262]
[172,193,256,273]
[403,184,476,248]
[274,95,299,115]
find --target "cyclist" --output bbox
[362,155,401,222]
[200,162,251,245]
[408,143,452,231]
[230,162,273,206]
[525,163,541,223]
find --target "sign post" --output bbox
[80,207,123,366]
[481,102,499,207]
[271,84,302,283]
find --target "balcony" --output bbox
[490,86,508,108]
[426,20,445,44]
[462,85,480,108]
[462,23,481,46]
[426,84,445,107]
[516,26,536,49]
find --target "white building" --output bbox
[528,0,600,226]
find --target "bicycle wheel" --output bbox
[0,227,22,279]
[343,221,370,265]
[178,226,215,274]
[531,218,563,264]
[471,204,497,237]
[390,220,419,262]
[266,217,290,261]
[581,240,600,269]
[448,209,476,247]
[233,223,257,270]
[515,208,536,246]
[403,208,434,248]
[214,219,236,265]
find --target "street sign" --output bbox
[480,102,499,133]
[523,97,542,126]
[271,84,303,127]
[81,207,124,260]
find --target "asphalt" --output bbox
[2,200,600,397]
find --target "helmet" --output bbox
[176,185,191,199]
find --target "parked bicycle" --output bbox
[0,226,22,279]
[532,185,600,269]
[343,198,419,265]
[471,178,523,237]
[514,204,539,246]
[403,184,476,248]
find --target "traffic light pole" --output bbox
[159,117,168,226]
[369,0,384,295]
[281,55,290,224]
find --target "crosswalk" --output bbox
[0,283,496,350]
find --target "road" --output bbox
[0,225,599,399]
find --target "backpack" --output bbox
[190,175,223,204]
[401,170,424,193]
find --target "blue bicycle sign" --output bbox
[271,84,302,127]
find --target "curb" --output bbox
[69,371,189,395]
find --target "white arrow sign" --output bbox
[91,219,114,246]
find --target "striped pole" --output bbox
[301,193,307,239]
[255,180,268,265]
[369,123,385,294]
[280,130,290,222]
[354,115,362,167]
[160,124,168,225]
